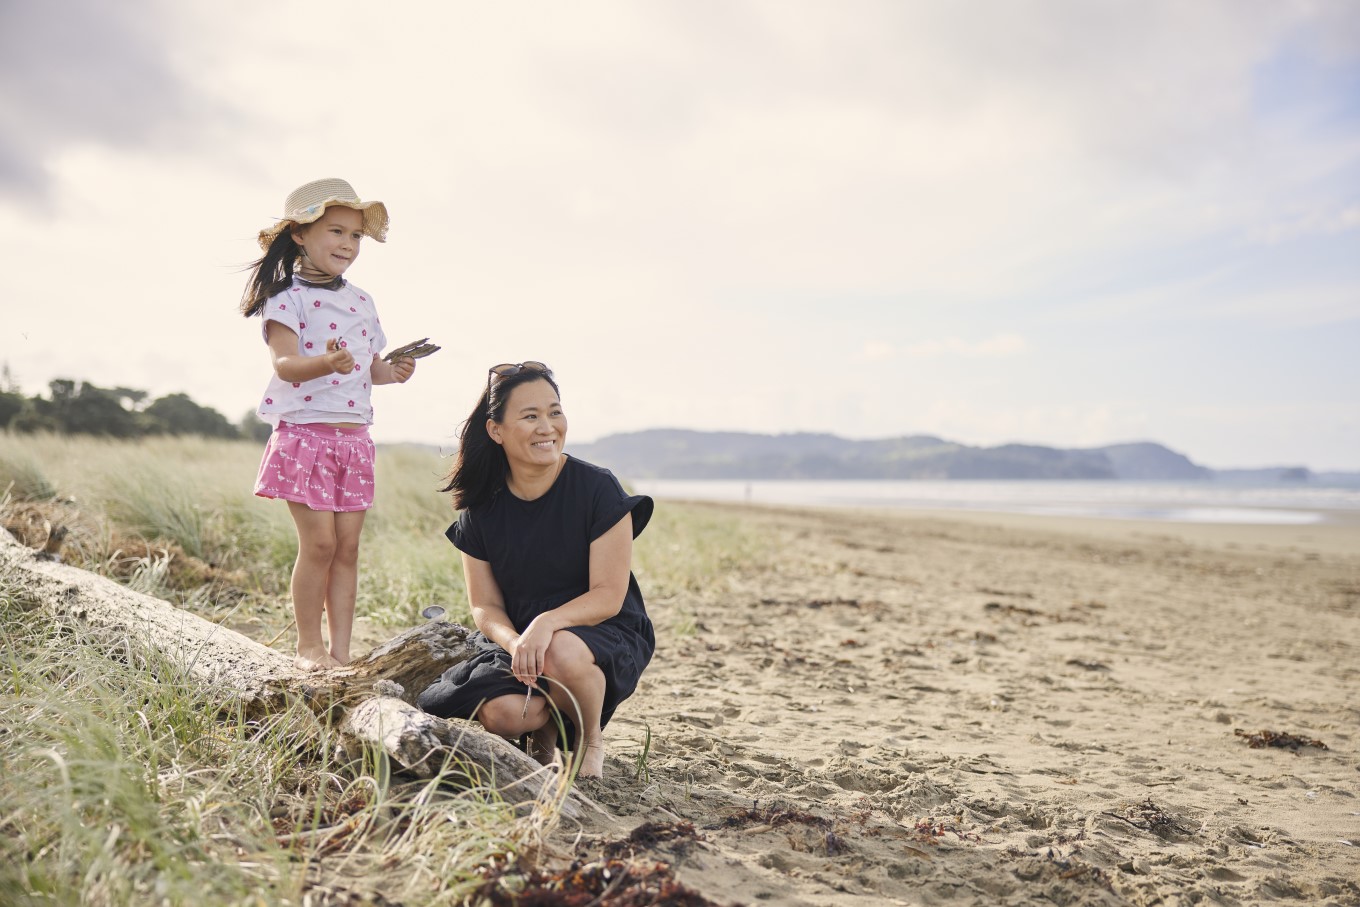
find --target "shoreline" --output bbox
[628,478,1360,532]
[650,497,1360,555]
[866,505,1360,557]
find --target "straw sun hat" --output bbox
[257,177,389,250]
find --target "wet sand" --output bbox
[575,503,1360,905]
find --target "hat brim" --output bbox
[257,198,389,250]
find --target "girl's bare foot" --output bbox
[295,647,342,671]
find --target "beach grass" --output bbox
[0,432,766,904]
[0,571,541,906]
[0,433,767,636]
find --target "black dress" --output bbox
[416,456,655,731]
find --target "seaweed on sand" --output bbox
[467,857,721,907]
[1233,728,1328,753]
[603,821,704,859]
[1103,797,1195,840]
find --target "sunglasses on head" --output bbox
[488,361,552,386]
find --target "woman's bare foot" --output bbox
[295,646,342,671]
[578,742,605,779]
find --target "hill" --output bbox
[568,430,1223,481]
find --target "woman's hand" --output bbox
[509,614,557,684]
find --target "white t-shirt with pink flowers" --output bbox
[255,277,388,427]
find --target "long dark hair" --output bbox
[240,231,303,317]
[441,370,561,511]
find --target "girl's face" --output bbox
[488,379,567,472]
[292,206,364,277]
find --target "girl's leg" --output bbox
[324,509,367,664]
[286,502,341,670]
[542,632,607,778]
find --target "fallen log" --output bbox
[0,531,588,813]
[1,530,302,713]
[338,695,567,802]
[326,617,476,707]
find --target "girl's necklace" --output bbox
[296,250,344,289]
[296,263,344,290]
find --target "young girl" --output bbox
[241,178,417,670]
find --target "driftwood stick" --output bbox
[0,532,592,811]
[337,696,583,817]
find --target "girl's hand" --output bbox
[509,616,555,684]
[324,338,355,375]
[390,356,416,383]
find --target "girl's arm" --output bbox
[371,355,416,385]
[511,513,634,683]
[265,322,354,383]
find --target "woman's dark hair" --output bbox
[240,231,303,317]
[442,369,562,511]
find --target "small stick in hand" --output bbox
[383,338,442,362]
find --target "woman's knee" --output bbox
[541,639,590,674]
[476,697,522,736]
[544,639,601,685]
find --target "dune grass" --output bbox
[0,433,765,636]
[0,573,540,906]
[0,432,768,904]
[0,435,464,633]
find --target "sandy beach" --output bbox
[566,503,1360,906]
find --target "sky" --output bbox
[1,1,1357,470]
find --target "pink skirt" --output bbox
[254,422,376,512]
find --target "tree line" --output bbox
[0,372,270,442]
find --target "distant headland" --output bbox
[569,429,1360,484]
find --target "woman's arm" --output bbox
[511,512,635,684]
[462,552,519,650]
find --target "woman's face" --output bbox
[488,378,567,470]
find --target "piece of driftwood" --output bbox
[0,531,586,813]
[326,619,475,707]
[1,531,302,713]
[339,696,564,798]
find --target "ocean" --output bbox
[627,479,1360,525]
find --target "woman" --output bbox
[417,362,655,779]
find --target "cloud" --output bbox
[0,0,222,204]
[904,335,1028,358]
[1253,203,1360,244]
[918,399,1154,450]
[0,2,1357,469]
[860,340,895,362]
